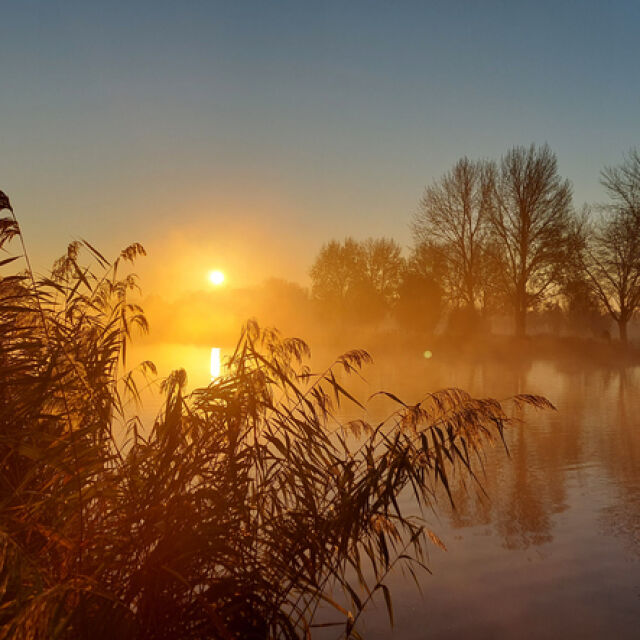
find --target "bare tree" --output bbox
[360,237,404,304]
[412,157,494,309]
[601,147,640,217]
[582,211,640,342]
[488,144,574,336]
[395,245,445,333]
[560,215,609,337]
[309,237,404,323]
[309,237,364,308]
[581,150,640,343]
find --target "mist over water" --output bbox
[356,357,640,639]
[139,340,640,638]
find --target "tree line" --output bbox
[310,144,640,343]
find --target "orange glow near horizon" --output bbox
[208,270,225,286]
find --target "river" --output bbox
[131,340,640,638]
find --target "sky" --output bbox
[1,0,639,295]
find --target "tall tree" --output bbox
[582,211,640,342]
[309,238,365,310]
[601,147,640,217]
[488,144,574,336]
[412,157,494,309]
[309,237,404,323]
[360,237,404,305]
[395,246,444,334]
[580,150,640,343]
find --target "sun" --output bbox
[208,270,225,286]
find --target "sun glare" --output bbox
[208,270,225,286]
[210,347,221,379]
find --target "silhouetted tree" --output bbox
[412,157,494,309]
[408,241,449,284]
[562,273,609,337]
[574,151,640,343]
[585,149,640,342]
[395,267,443,334]
[400,242,448,331]
[310,237,403,323]
[360,237,404,304]
[309,237,364,309]
[601,147,640,217]
[581,208,640,343]
[488,144,574,336]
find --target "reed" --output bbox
[0,193,552,639]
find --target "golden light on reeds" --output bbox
[208,270,225,286]
[210,347,221,379]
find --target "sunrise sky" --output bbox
[1,1,639,295]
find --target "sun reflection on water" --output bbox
[210,347,221,380]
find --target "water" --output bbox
[350,353,640,639]
[132,341,640,638]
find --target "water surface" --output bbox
[350,352,640,639]
[134,342,640,638]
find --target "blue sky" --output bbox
[1,1,638,290]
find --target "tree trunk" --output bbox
[514,307,526,337]
[618,319,628,344]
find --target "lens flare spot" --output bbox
[423,350,433,359]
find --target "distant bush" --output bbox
[395,270,443,335]
[445,306,489,338]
